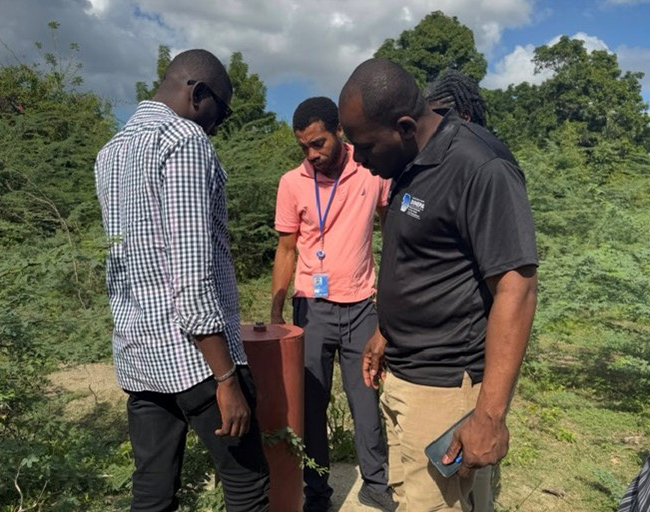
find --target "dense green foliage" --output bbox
[220,51,275,136]
[521,136,650,409]
[485,36,650,152]
[218,122,301,279]
[0,34,123,511]
[375,11,487,86]
[214,50,302,279]
[1,14,649,510]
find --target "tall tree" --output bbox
[534,36,650,149]
[483,83,554,149]
[219,51,274,137]
[486,36,650,152]
[135,45,171,102]
[374,11,487,87]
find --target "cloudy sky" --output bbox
[1,0,648,122]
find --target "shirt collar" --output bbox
[128,100,179,123]
[410,108,462,168]
[300,143,359,182]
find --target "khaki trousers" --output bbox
[380,371,493,512]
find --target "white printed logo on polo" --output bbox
[400,193,425,219]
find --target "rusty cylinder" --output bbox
[241,322,304,512]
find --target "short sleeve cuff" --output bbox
[275,223,299,233]
[481,258,539,280]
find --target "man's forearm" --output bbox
[194,333,236,379]
[475,268,538,420]
[271,247,295,318]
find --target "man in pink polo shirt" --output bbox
[271,97,395,512]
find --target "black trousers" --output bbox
[126,366,270,512]
[293,297,388,500]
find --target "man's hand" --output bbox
[215,377,251,438]
[362,329,388,389]
[440,267,536,477]
[441,410,509,478]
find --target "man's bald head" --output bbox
[154,49,232,136]
[161,49,232,99]
[339,58,425,127]
[338,58,439,180]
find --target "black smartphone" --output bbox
[424,410,474,478]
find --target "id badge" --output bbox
[313,274,329,298]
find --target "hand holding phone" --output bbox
[424,410,474,478]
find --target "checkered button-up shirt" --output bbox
[94,101,247,393]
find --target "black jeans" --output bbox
[126,366,270,512]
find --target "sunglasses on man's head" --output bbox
[187,80,233,124]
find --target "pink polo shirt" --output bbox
[275,144,390,303]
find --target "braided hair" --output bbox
[423,69,487,126]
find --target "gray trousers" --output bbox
[293,297,389,499]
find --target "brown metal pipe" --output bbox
[242,323,305,512]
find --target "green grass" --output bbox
[494,332,649,511]
[3,277,647,511]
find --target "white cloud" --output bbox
[0,0,180,107]
[85,0,110,15]
[134,0,536,96]
[481,44,553,89]
[330,13,354,30]
[483,32,610,90]
[0,0,535,103]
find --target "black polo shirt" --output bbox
[377,110,538,388]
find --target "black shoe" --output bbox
[304,495,332,512]
[358,483,397,512]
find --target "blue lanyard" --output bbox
[314,173,340,238]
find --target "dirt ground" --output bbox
[48,362,375,511]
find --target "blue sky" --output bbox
[1,0,648,124]
[500,0,649,51]
[266,0,650,121]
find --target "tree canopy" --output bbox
[220,51,274,136]
[485,36,650,153]
[374,11,487,87]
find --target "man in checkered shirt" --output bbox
[95,49,270,511]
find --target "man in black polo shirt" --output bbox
[338,58,538,511]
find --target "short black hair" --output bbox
[423,69,487,126]
[340,58,426,126]
[292,97,339,133]
[163,49,232,98]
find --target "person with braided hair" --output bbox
[423,69,487,127]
